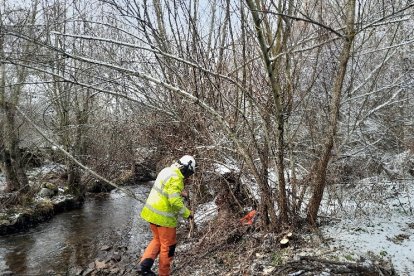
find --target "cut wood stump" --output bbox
[280,232,293,248]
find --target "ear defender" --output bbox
[185,160,194,177]
[177,155,196,177]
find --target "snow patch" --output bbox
[194,201,218,225]
[213,162,239,175]
[0,175,5,192]
[322,214,414,275]
[319,177,414,275]
[26,163,66,179]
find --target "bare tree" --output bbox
[0,0,40,194]
[306,0,357,225]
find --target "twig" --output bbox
[187,218,194,239]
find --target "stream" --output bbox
[0,184,151,275]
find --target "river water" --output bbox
[0,185,151,275]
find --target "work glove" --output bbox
[181,190,189,199]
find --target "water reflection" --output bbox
[3,235,35,274]
[0,185,149,274]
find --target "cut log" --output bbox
[280,232,293,248]
[280,237,290,248]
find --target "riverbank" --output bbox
[0,163,82,236]
[76,218,396,276]
[0,194,83,236]
[76,180,414,275]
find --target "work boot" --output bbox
[137,266,156,276]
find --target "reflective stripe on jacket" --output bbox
[140,166,191,227]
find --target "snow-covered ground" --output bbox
[194,201,218,226]
[323,213,414,275]
[0,175,5,192]
[26,163,66,179]
[212,155,414,275]
[0,163,65,192]
[320,179,414,276]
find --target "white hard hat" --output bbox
[178,155,196,177]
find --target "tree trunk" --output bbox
[307,0,356,225]
[0,20,28,193]
[245,0,289,226]
[67,92,91,197]
[2,103,29,193]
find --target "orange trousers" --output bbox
[140,223,177,276]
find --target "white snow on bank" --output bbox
[210,158,414,274]
[210,159,414,276]
[194,201,218,225]
[319,177,414,276]
[322,213,414,275]
[1,163,65,192]
[0,175,5,192]
[213,161,239,175]
[26,163,66,179]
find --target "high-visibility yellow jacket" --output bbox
[140,166,191,227]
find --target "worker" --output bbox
[138,155,196,276]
